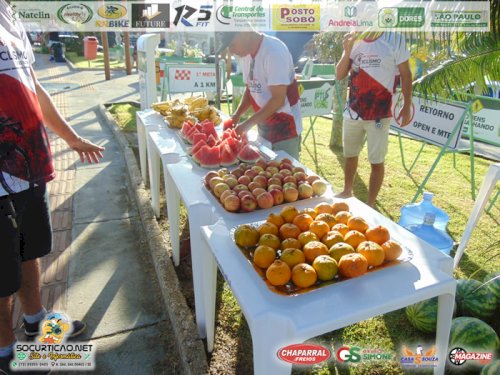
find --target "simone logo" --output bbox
[277,344,330,365]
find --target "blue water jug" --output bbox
[399,192,449,231]
[405,213,454,255]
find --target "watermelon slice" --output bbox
[192,145,211,164]
[202,120,218,140]
[223,118,234,130]
[190,139,208,156]
[192,132,208,145]
[207,134,218,147]
[186,130,200,145]
[195,123,203,132]
[237,144,260,163]
[225,136,239,155]
[220,144,238,166]
[181,122,196,140]
[199,145,221,168]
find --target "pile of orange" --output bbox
[234,201,403,289]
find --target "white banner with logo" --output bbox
[298,79,335,118]
[11,1,490,32]
[462,97,500,147]
[166,64,218,93]
[390,94,467,149]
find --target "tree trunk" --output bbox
[330,80,347,148]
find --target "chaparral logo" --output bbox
[57,3,93,24]
[448,347,493,366]
[277,344,330,365]
[97,4,127,20]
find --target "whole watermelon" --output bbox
[405,297,437,333]
[455,279,496,319]
[482,271,500,301]
[480,360,500,375]
[449,317,499,353]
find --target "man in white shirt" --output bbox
[336,32,412,207]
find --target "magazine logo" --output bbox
[448,347,493,366]
[131,3,170,29]
[97,4,127,20]
[400,344,438,368]
[57,3,93,24]
[173,4,212,27]
[277,344,330,365]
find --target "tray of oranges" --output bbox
[232,201,413,296]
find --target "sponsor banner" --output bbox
[461,97,500,147]
[448,347,494,367]
[337,346,394,364]
[166,64,218,93]
[298,79,335,118]
[271,4,320,31]
[400,344,439,369]
[390,93,467,149]
[277,343,330,365]
[11,1,490,32]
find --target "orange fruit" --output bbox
[338,253,368,278]
[335,210,352,225]
[328,242,355,262]
[280,238,302,250]
[309,220,330,239]
[331,223,350,237]
[266,260,291,286]
[300,207,317,219]
[234,224,260,247]
[253,245,277,269]
[267,213,285,228]
[347,216,369,233]
[315,213,337,228]
[257,222,279,236]
[322,230,344,248]
[312,255,338,281]
[279,223,301,240]
[331,201,350,214]
[292,263,318,288]
[365,225,391,245]
[356,241,385,267]
[302,241,329,263]
[381,240,403,261]
[280,248,306,269]
[314,202,334,215]
[292,213,314,232]
[280,205,299,223]
[298,231,319,247]
[258,233,281,250]
[344,230,366,249]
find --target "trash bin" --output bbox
[83,36,98,60]
[52,42,65,63]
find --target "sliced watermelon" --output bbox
[222,129,232,140]
[181,122,196,140]
[192,145,210,164]
[186,130,200,145]
[195,123,203,132]
[190,139,208,156]
[207,134,218,147]
[220,144,238,166]
[199,145,221,168]
[223,118,234,130]
[237,144,260,163]
[192,132,208,145]
[202,120,218,140]
[225,136,239,155]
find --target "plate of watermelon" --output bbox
[179,120,263,168]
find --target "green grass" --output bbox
[108,103,138,133]
[66,51,127,70]
[194,116,499,374]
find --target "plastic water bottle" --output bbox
[399,192,449,231]
[405,213,454,255]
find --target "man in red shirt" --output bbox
[0,1,104,372]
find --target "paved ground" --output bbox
[12,56,183,374]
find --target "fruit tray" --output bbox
[203,160,331,214]
[230,222,413,296]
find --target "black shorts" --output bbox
[0,185,52,298]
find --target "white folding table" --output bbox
[200,197,456,375]
[164,153,334,338]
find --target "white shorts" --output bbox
[342,117,391,164]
